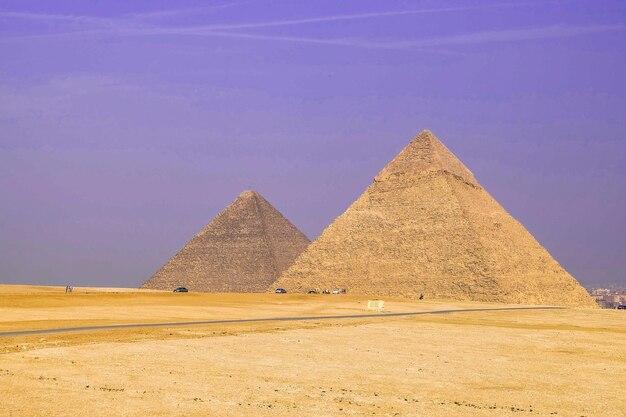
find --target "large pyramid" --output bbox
[273,131,595,307]
[142,190,310,292]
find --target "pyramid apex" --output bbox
[375,130,477,186]
[238,190,260,199]
[411,129,442,145]
[416,129,435,137]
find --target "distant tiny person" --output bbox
[419,293,424,300]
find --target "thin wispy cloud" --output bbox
[125,1,249,22]
[0,26,456,55]
[0,4,502,30]
[0,10,141,32]
[170,29,460,55]
[394,24,624,48]
[0,5,481,53]
[179,5,503,31]
[140,23,623,54]
[0,3,622,53]
[0,10,111,26]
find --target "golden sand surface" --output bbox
[0,285,624,416]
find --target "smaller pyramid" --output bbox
[141,190,310,292]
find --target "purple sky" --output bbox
[1,0,625,288]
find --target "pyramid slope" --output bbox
[273,131,595,307]
[142,190,310,292]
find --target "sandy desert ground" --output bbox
[0,285,624,417]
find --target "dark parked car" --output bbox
[275,288,287,294]
[307,290,318,294]
[617,305,626,310]
[173,287,188,292]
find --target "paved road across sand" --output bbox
[0,306,565,337]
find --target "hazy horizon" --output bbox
[1,0,625,288]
